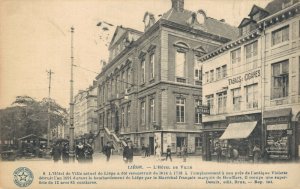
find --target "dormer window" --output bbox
[143,12,156,31]
[196,10,206,24]
[238,18,256,36]
[248,5,269,22]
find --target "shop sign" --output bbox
[226,113,261,123]
[228,69,260,85]
[267,124,288,130]
[264,117,290,124]
[196,105,210,114]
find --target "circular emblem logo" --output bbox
[13,167,34,187]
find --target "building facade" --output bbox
[74,86,98,138]
[96,0,238,155]
[201,0,300,161]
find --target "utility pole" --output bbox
[47,69,54,148]
[69,26,75,162]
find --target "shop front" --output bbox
[202,121,227,161]
[263,108,292,160]
[202,129,225,161]
[203,113,262,162]
[123,131,202,156]
[160,132,202,155]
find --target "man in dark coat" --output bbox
[145,144,150,157]
[103,141,114,162]
[62,142,69,163]
[52,143,61,163]
[76,141,85,163]
[182,145,188,162]
[215,143,222,162]
[166,145,172,162]
[141,144,146,157]
[123,141,134,163]
[84,143,94,163]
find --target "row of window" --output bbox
[206,83,259,114]
[140,48,201,85]
[204,58,292,115]
[100,96,203,129]
[204,25,290,84]
[175,97,202,124]
[99,61,292,125]
[99,66,132,103]
[204,65,227,83]
[231,41,258,75]
[140,53,155,84]
[140,98,155,126]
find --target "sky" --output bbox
[0,0,272,109]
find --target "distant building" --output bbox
[95,0,238,155]
[74,86,98,138]
[201,0,300,161]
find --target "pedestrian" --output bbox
[103,141,114,162]
[123,141,134,163]
[62,142,69,163]
[215,143,222,162]
[141,144,146,157]
[253,144,261,163]
[145,144,150,157]
[52,143,61,163]
[76,141,85,163]
[166,145,172,162]
[155,145,161,161]
[182,145,188,162]
[227,145,234,162]
[84,143,94,163]
[261,147,269,163]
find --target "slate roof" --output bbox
[161,8,239,40]
[238,18,256,28]
[248,4,269,16]
[265,0,299,15]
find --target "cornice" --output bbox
[200,29,261,62]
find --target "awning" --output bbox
[263,108,292,118]
[219,121,257,140]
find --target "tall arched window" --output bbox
[174,42,189,83]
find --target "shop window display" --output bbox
[266,127,289,160]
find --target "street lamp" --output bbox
[69,26,75,162]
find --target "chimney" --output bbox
[171,0,184,12]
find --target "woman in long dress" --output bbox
[155,145,161,161]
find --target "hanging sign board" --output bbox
[196,105,210,114]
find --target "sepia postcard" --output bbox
[0,0,300,189]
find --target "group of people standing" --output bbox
[51,141,94,163]
[214,142,269,163]
[75,141,94,163]
[51,141,70,163]
[102,141,134,163]
[141,144,150,157]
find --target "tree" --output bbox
[0,96,68,145]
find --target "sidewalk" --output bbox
[93,152,203,164]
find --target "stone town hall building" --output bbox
[95,0,238,155]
